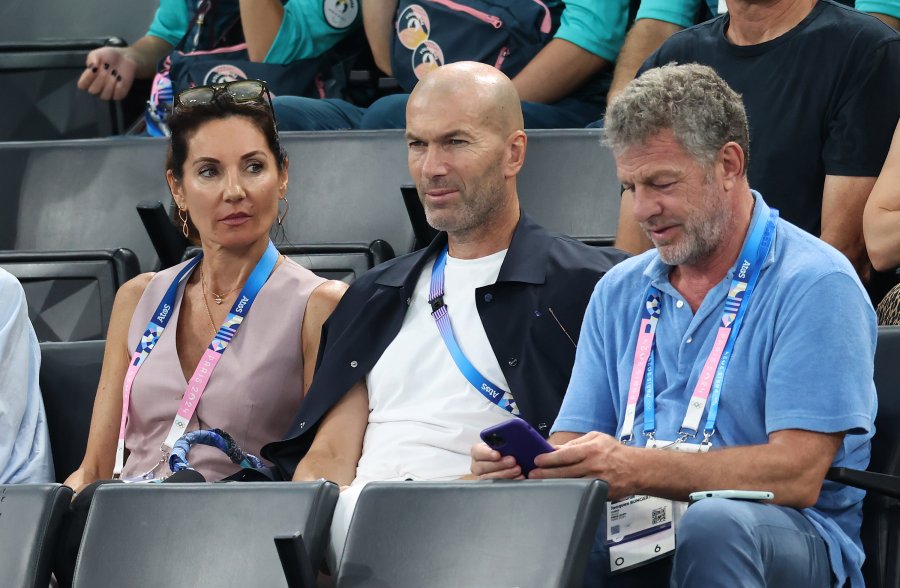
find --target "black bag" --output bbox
[390,0,558,92]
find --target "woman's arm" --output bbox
[300,280,348,395]
[63,274,153,493]
[864,121,900,271]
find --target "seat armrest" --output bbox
[827,467,900,500]
[275,532,318,588]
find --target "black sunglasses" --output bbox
[173,79,276,124]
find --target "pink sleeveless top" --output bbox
[122,257,325,481]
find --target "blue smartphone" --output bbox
[480,419,554,476]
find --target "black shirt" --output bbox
[640,0,900,235]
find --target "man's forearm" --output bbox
[363,0,398,75]
[292,453,357,486]
[512,39,609,104]
[608,19,683,101]
[630,432,843,508]
[239,0,284,61]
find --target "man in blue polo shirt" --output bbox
[472,63,876,587]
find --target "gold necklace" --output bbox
[199,262,242,304]
[198,272,219,339]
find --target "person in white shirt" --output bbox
[0,268,54,484]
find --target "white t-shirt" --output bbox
[327,249,518,570]
[356,248,517,483]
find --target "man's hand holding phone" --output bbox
[471,420,556,479]
[470,443,526,480]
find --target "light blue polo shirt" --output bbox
[553,192,877,587]
[147,0,360,64]
[549,0,630,62]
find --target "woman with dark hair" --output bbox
[65,80,346,489]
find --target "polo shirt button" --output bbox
[676,300,685,308]
[508,357,518,367]
[350,361,358,368]
[686,337,693,344]
[484,293,493,302]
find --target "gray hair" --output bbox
[605,63,750,174]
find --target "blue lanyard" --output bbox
[115,240,280,477]
[428,246,519,415]
[637,203,778,444]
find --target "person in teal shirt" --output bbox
[274,0,630,130]
[76,0,360,133]
[857,0,900,28]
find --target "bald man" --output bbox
[261,62,625,567]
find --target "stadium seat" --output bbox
[0,249,139,342]
[72,481,339,588]
[0,0,157,140]
[280,131,416,255]
[184,240,394,283]
[280,242,394,282]
[332,479,606,588]
[0,483,73,588]
[518,129,621,246]
[827,325,900,588]
[39,340,104,483]
[0,138,166,271]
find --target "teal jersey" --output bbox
[147,0,360,64]
[856,0,900,18]
[635,0,720,29]
[549,0,629,62]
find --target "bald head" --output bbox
[408,62,524,135]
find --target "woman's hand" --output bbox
[77,47,138,101]
[63,468,99,495]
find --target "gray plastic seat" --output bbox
[336,479,607,588]
[280,130,416,255]
[0,138,167,271]
[0,484,73,588]
[72,481,339,588]
[0,249,140,341]
[39,340,104,483]
[826,326,900,587]
[519,129,621,246]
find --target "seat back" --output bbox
[280,241,394,283]
[280,131,416,255]
[72,481,339,588]
[0,138,167,270]
[517,129,621,245]
[0,249,139,342]
[39,340,105,483]
[337,479,607,588]
[862,326,900,588]
[0,484,73,588]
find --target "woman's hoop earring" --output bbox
[178,207,189,239]
[277,195,289,226]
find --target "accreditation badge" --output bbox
[607,440,711,572]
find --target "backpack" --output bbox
[390,0,559,92]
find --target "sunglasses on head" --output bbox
[173,79,276,124]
